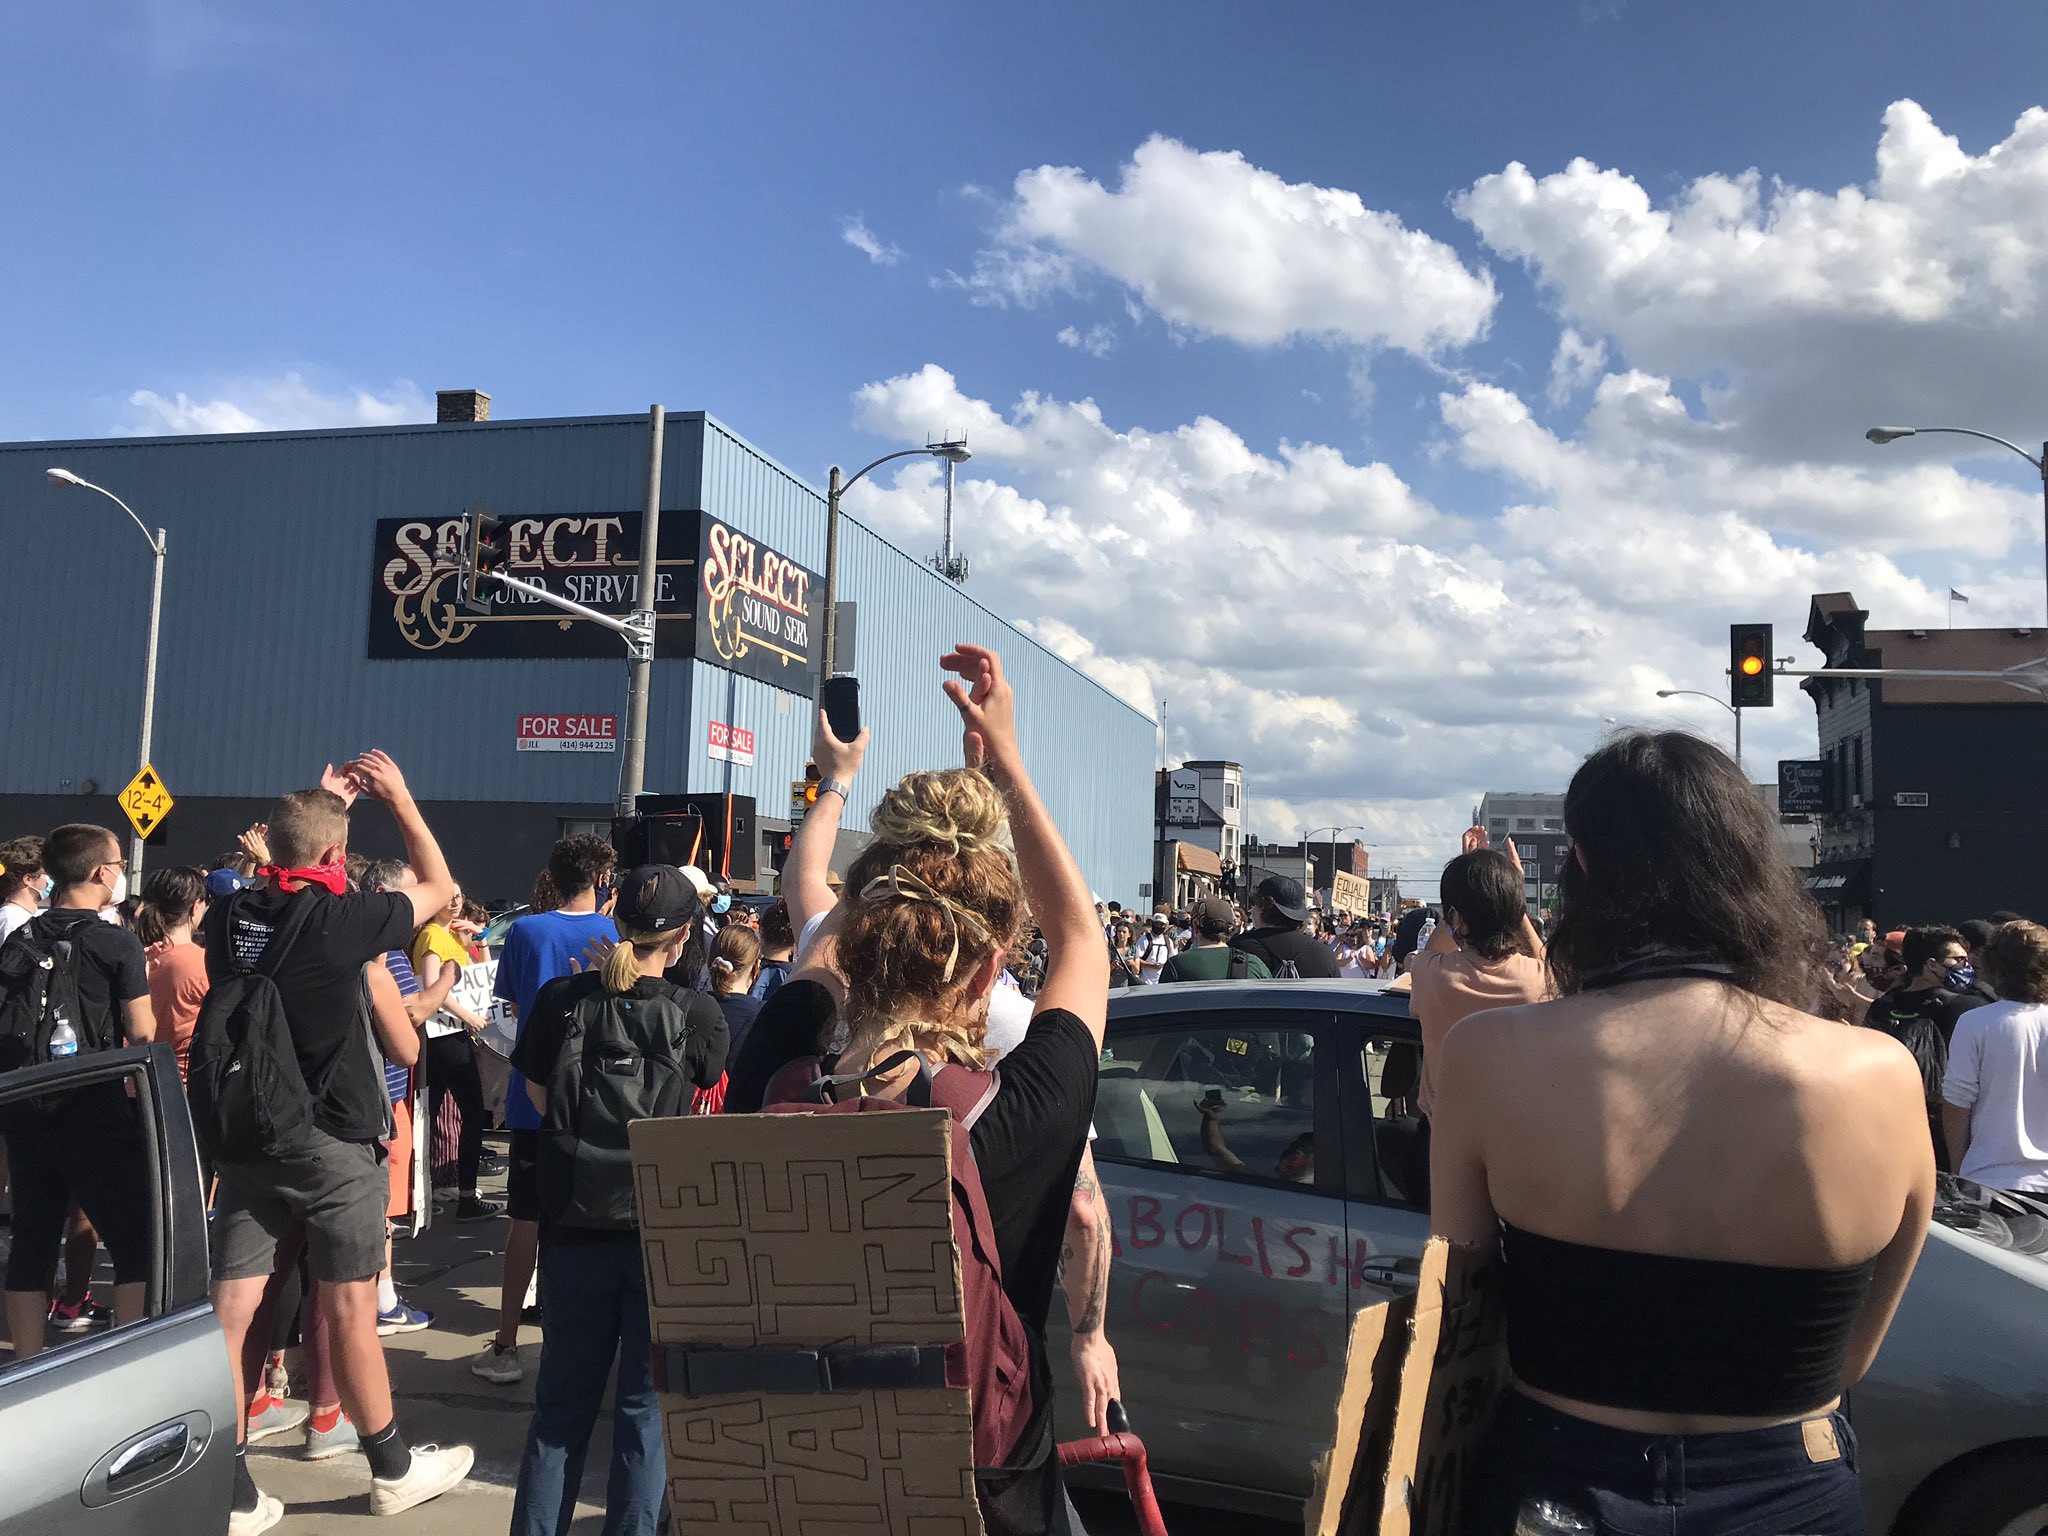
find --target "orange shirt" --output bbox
[147,941,210,1083]
[1410,946,1551,1116]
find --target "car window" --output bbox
[1,1058,175,1369]
[1097,1022,1320,1191]
[1359,1033,1429,1209]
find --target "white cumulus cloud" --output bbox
[959,136,1497,357]
[118,373,429,435]
[1455,99,2048,462]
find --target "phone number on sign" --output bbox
[517,736,617,753]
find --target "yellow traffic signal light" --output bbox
[1730,624,1773,708]
[803,761,820,807]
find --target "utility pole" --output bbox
[616,405,665,814]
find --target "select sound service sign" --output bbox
[369,510,822,693]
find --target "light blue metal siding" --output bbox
[692,420,1154,901]
[0,412,1150,899]
[0,416,702,806]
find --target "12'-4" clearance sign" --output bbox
[369,510,824,694]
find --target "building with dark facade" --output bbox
[1802,592,2048,928]
[0,398,1154,902]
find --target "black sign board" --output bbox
[368,511,823,695]
[692,515,822,693]
[1778,759,1827,815]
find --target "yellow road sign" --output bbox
[119,764,173,838]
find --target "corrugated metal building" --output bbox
[0,405,1154,903]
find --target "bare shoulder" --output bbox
[1435,994,1569,1078]
[1766,999,1927,1116]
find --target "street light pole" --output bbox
[1656,687,1741,776]
[617,405,665,815]
[823,439,971,679]
[48,469,164,877]
[1867,425,2048,628]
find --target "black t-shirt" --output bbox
[1229,925,1340,979]
[36,910,149,1048]
[511,971,729,1102]
[207,886,414,1144]
[725,978,839,1114]
[1866,984,1985,1048]
[969,1009,1099,1334]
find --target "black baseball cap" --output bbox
[1256,875,1312,924]
[1197,895,1236,934]
[614,864,701,935]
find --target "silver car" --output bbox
[1053,980,2048,1535]
[0,1044,234,1534]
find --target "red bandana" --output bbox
[259,861,349,896]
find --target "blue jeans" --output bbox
[511,1232,664,1536]
[1465,1390,1864,1536]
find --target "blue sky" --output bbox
[7,0,2048,886]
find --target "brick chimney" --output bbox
[436,389,491,423]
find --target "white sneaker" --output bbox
[469,1337,522,1384]
[228,1491,285,1535]
[369,1442,474,1517]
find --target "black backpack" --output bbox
[187,890,324,1163]
[539,978,699,1229]
[0,913,117,1075]
[1226,947,1253,981]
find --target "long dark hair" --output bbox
[1547,731,1824,1007]
[135,866,207,948]
[1439,850,1530,962]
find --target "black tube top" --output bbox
[1502,1222,1875,1418]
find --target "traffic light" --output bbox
[457,507,506,615]
[803,761,821,808]
[1730,623,1773,708]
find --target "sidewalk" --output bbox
[262,1147,609,1533]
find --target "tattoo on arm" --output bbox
[1074,1205,1112,1335]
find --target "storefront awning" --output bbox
[1804,859,1870,907]
[1175,842,1222,877]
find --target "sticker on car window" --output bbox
[1224,1037,1250,1057]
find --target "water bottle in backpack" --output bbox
[47,1015,78,1059]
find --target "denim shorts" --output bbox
[1464,1390,1864,1536]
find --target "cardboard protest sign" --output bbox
[1310,1238,1508,1536]
[630,1110,985,1536]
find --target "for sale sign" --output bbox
[707,719,756,767]
[518,714,618,753]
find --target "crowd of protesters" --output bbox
[3,659,2045,1536]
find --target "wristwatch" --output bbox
[818,778,853,803]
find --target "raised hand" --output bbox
[319,763,362,809]
[941,644,1018,777]
[1461,825,1489,856]
[343,749,411,806]
[811,709,869,786]
[238,822,271,867]
[1502,836,1526,883]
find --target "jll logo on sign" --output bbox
[708,720,756,767]
[518,714,618,753]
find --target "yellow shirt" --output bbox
[409,922,469,977]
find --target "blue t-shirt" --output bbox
[494,908,620,1130]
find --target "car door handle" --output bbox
[1361,1258,1423,1292]
[106,1423,188,1492]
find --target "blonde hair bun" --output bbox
[869,769,1011,857]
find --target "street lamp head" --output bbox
[1655,689,1678,698]
[46,467,84,488]
[931,441,971,464]
[1865,427,1917,445]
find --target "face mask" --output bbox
[595,884,613,909]
[106,869,128,906]
[38,876,52,901]
[1945,964,1977,992]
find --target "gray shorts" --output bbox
[212,1130,388,1284]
